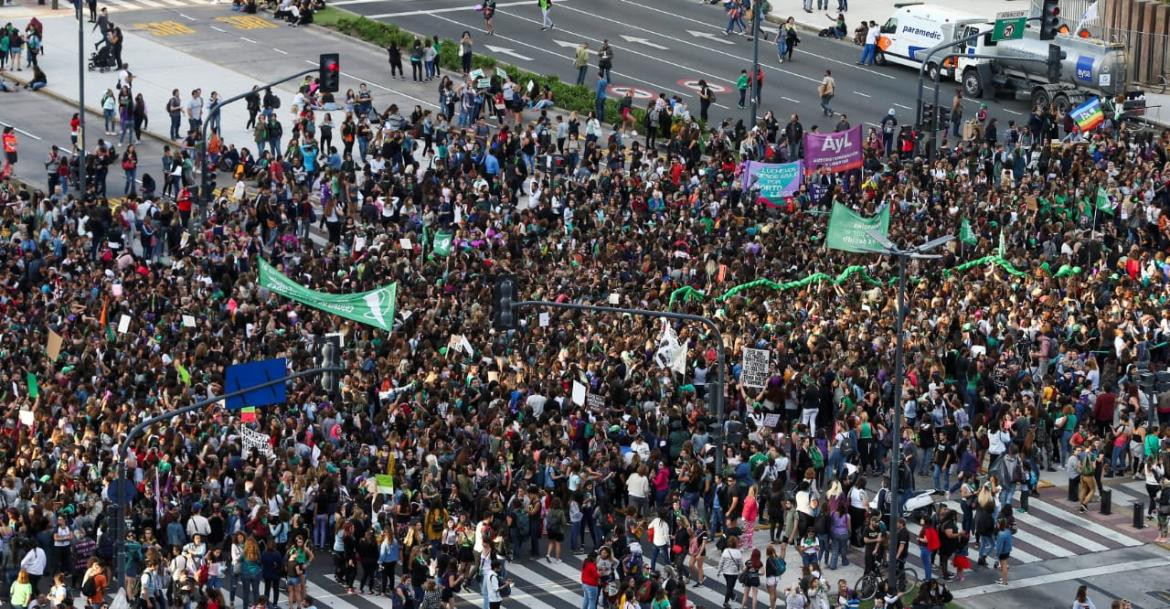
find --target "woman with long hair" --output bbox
[765,546,785,609]
[742,484,760,555]
[285,535,313,609]
[740,548,763,609]
[688,519,708,586]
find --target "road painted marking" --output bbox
[0,120,42,141]
[102,0,140,9]
[553,39,596,53]
[365,0,546,18]
[894,102,913,110]
[608,84,654,100]
[1024,497,1144,546]
[853,91,871,97]
[612,0,895,79]
[240,36,259,43]
[781,96,800,104]
[177,12,196,19]
[677,79,728,93]
[1002,108,1024,115]
[429,12,714,109]
[131,20,195,36]
[620,34,668,50]
[686,29,735,45]
[484,44,534,61]
[272,47,289,55]
[210,25,227,32]
[554,4,819,85]
[215,15,278,29]
[952,557,1170,599]
[134,0,166,7]
[1012,510,1109,553]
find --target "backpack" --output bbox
[1010,460,1024,484]
[81,574,98,598]
[637,579,655,603]
[196,562,209,585]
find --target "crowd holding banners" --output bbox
[0,12,1169,606]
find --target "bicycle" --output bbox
[854,560,919,601]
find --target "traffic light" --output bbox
[315,334,342,395]
[938,106,951,131]
[1040,0,1061,41]
[492,274,518,330]
[318,53,340,93]
[1047,44,1064,81]
[922,103,935,131]
[725,420,745,446]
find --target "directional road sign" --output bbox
[993,10,1028,41]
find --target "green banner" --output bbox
[825,202,890,253]
[960,217,977,245]
[433,230,454,257]
[259,259,398,332]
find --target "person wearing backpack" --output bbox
[716,535,743,609]
[764,544,786,609]
[81,558,107,607]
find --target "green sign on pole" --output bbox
[993,12,1027,41]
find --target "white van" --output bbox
[875,3,988,80]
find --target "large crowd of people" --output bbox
[0,4,1168,609]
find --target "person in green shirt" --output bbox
[737,69,749,108]
[1145,424,1161,465]
[10,570,32,609]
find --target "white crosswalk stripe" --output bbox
[101,0,219,12]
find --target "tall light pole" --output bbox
[866,230,953,589]
[748,0,763,126]
[76,0,86,201]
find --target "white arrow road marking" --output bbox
[686,29,736,45]
[484,44,534,61]
[619,34,668,50]
[552,39,597,53]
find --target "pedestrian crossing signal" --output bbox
[319,53,340,93]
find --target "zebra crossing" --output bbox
[98,0,231,14]
[291,492,1147,609]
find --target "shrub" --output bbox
[321,11,650,130]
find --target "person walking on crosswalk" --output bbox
[539,0,554,30]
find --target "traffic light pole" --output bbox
[194,67,317,233]
[111,366,343,589]
[513,300,729,476]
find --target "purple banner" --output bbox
[803,125,863,175]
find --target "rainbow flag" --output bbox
[240,406,257,423]
[1070,97,1104,132]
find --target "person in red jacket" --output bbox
[177,186,193,227]
[581,552,600,609]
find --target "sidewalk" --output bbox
[29,14,302,151]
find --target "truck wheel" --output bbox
[875,51,887,66]
[962,68,983,98]
[1052,94,1072,115]
[1033,88,1051,111]
[926,62,940,83]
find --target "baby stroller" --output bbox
[88,43,117,72]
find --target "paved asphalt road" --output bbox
[355,0,1033,132]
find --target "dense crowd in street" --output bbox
[0,3,1169,609]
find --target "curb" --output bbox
[1,68,182,149]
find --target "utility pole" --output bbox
[111,365,343,587]
[865,231,953,590]
[76,0,86,201]
[749,0,763,126]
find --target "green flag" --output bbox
[432,230,454,257]
[997,229,1006,257]
[375,474,395,495]
[1096,187,1114,215]
[959,217,977,246]
[825,202,891,253]
[26,373,38,399]
[258,258,398,332]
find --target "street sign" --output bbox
[993,16,1026,41]
[993,11,1027,41]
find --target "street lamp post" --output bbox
[76,0,86,201]
[749,0,763,126]
[866,230,953,589]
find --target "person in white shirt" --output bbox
[626,465,652,516]
[630,438,651,463]
[186,510,211,539]
[20,545,46,590]
[647,513,671,571]
[482,560,503,609]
